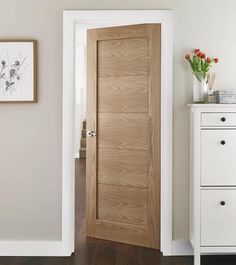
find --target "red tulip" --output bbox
[196,51,202,57]
[201,53,206,59]
[206,57,211,63]
[194,49,200,54]
[214,58,219,63]
[185,54,190,60]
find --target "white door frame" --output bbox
[63,10,173,255]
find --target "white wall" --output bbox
[0,0,235,242]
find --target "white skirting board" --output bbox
[0,239,192,256]
[0,241,73,256]
[171,240,194,256]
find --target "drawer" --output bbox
[201,130,236,186]
[201,189,236,246]
[202,112,236,127]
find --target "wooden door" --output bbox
[86,24,161,249]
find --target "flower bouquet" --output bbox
[185,49,219,103]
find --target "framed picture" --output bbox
[0,40,37,102]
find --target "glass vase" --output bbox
[193,76,208,103]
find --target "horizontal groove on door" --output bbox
[98,37,149,77]
[98,75,149,113]
[95,220,151,248]
[98,113,148,150]
[97,184,148,226]
[98,148,148,188]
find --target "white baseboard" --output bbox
[0,239,192,256]
[0,240,73,256]
[171,240,194,256]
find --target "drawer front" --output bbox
[201,130,236,186]
[202,112,236,127]
[201,189,236,246]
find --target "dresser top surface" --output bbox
[188,104,236,108]
[188,104,236,112]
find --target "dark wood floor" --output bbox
[0,159,236,264]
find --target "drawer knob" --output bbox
[221,117,226,122]
[221,140,226,145]
[220,201,226,206]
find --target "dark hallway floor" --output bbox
[0,159,236,264]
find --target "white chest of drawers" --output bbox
[189,104,236,265]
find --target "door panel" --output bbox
[98,148,148,188]
[98,185,148,225]
[98,37,149,77]
[98,75,149,113]
[86,24,161,249]
[95,220,150,247]
[98,113,148,150]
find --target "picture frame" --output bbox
[0,40,37,103]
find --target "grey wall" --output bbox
[0,0,235,241]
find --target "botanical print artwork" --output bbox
[0,56,27,96]
[0,41,36,102]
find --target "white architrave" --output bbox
[63,10,173,256]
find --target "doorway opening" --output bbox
[63,10,173,256]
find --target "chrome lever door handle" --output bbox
[87,130,96,137]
